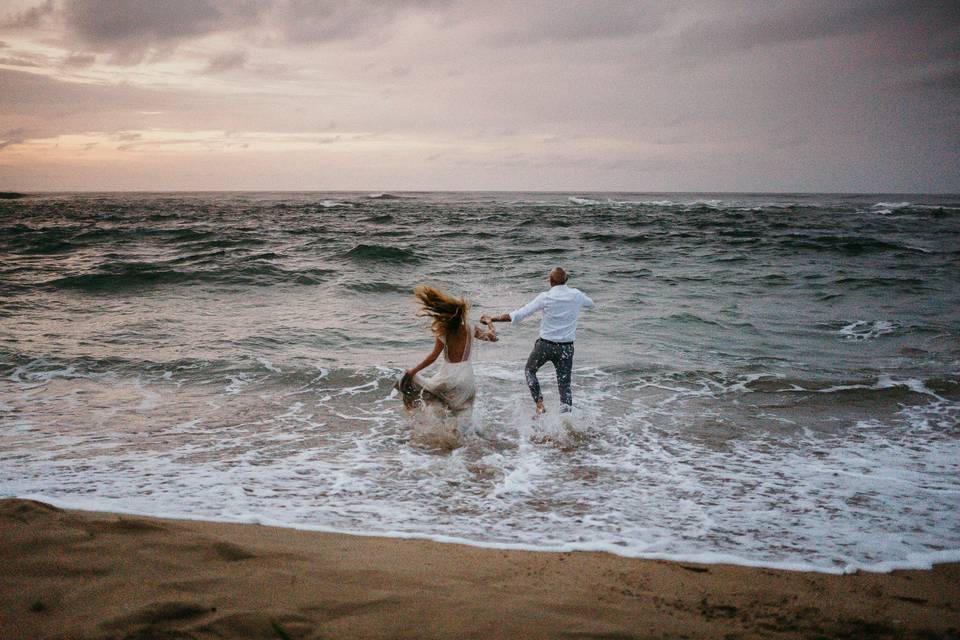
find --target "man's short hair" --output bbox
[551,267,568,284]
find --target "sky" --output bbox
[0,0,957,192]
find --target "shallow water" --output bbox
[2,191,959,572]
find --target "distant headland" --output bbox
[0,192,28,199]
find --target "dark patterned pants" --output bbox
[525,338,575,407]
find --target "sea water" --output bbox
[1,191,958,573]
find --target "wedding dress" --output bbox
[398,331,476,416]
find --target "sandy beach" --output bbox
[4,1,959,637]
[1,499,957,639]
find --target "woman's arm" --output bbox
[474,323,498,342]
[406,338,443,377]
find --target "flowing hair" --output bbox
[413,285,468,338]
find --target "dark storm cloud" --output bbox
[909,65,960,91]
[56,0,452,62]
[485,1,671,45]
[61,0,262,63]
[272,0,405,44]
[65,0,221,43]
[27,1,960,74]
[0,0,54,29]
[673,1,960,65]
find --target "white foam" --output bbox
[624,199,676,206]
[256,356,281,373]
[2,362,958,576]
[810,376,939,395]
[11,492,960,575]
[563,197,825,211]
[335,379,380,395]
[134,379,161,411]
[9,359,91,385]
[224,373,253,395]
[838,320,898,341]
[568,196,601,205]
[607,198,726,208]
[913,204,960,211]
[873,201,912,209]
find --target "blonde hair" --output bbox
[413,285,468,338]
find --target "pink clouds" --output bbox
[0,1,957,191]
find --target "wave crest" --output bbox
[343,244,421,264]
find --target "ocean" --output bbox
[1,191,958,573]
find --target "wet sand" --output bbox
[2,498,958,639]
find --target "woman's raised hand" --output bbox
[475,323,498,342]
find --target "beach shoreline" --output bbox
[3,498,958,640]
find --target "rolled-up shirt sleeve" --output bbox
[509,293,546,324]
[579,291,595,310]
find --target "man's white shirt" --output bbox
[509,284,595,343]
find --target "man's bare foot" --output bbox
[533,400,546,419]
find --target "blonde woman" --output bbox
[398,285,497,416]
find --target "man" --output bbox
[482,267,594,415]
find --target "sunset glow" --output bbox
[1,1,958,191]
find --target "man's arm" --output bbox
[483,293,546,325]
[580,291,595,310]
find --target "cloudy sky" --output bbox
[0,0,957,191]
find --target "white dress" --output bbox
[397,331,476,417]
[411,331,476,415]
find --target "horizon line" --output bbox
[4,189,959,196]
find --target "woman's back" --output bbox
[401,285,482,421]
[441,325,471,363]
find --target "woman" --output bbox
[398,285,497,418]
